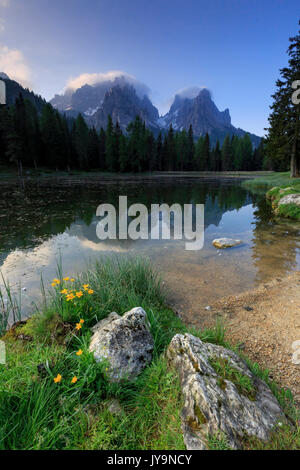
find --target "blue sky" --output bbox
[0,0,298,136]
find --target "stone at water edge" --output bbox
[89,307,154,382]
[212,238,242,249]
[166,333,287,450]
[278,194,300,207]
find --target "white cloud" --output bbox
[175,86,204,99]
[0,0,10,7]
[64,70,150,98]
[0,44,32,88]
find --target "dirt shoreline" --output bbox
[172,272,300,405]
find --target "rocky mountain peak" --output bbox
[86,84,159,131]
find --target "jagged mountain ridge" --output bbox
[51,80,260,146]
[0,72,261,146]
[159,89,231,133]
[158,88,260,146]
[51,75,148,117]
[85,84,159,132]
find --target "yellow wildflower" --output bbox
[70,278,75,282]
[52,278,60,284]
[71,376,78,384]
[76,349,83,356]
[83,284,89,290]
[76,291,83,298]
[79,319,85,324]
[75,323,82,331]
[60,289,68,295]
[54,374,62,383]
[66,293,75,301]
[63,277,70,281]
[88,289,94,295]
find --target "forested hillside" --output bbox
[0,92,265,172]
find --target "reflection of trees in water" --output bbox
[0,179,252,256]
[251,195,300,283]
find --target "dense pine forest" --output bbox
[0,94,266,173]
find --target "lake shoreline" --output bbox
[0,258,299,449]
[0,168,274,189]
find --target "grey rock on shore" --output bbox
[89,307,154,382]
[278,194,300,206]
[167,333,287,450]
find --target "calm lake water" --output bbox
[1,177,300,322]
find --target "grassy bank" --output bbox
[0,257,299,450]
[242,172,299,190]
[243,172,300,221]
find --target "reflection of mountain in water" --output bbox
[0,179,253,259]
[62,180,252,248]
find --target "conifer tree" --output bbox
[72,114,89,169]
[221,135,232,171]
[266,20,300,176]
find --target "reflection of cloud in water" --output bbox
[80,238,128,252]
[0,232,129,315]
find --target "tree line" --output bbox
[0,93,265,173]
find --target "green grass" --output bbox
[242,424,300,450]
[209,357,257,401]
[266,185,300,221]
[207,432,231,450]
[242,171,300,190]
[0,257,298,450]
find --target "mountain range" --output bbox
[0,73,261,147]
[51,78,260,146]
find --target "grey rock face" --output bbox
[160,89,231,134]
[89,307,154,382]
[159,88,261,147]
[279,194,300,206]
[87,84,159,132]
[167,334,287,450]
[212,238,242,249]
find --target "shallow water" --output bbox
[1,177,300,319]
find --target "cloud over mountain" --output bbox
[64,70,150,98]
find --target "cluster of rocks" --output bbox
[89,307,288,450]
